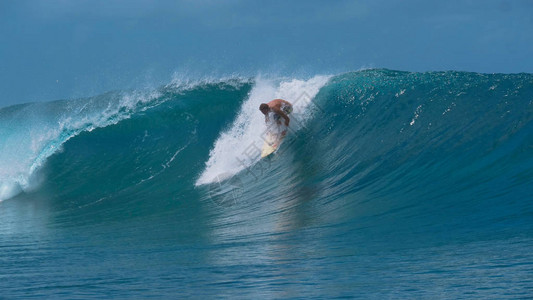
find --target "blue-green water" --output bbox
[1,70,532,298]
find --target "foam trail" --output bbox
[196,75,330,185]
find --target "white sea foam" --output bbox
[195,75,331,186]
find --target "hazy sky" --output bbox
[1,0,532,106]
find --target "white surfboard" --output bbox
[261,129,286,158]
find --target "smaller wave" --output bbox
[0,90,163,201]
[0,76,247,202]
[195,75,331,186]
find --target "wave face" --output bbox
[1,70,532,298]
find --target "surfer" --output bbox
[259,99,293,157]
[259,99,293,127]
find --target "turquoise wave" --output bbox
[2,70,532,223]
[1,70,532,298]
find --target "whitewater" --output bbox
[196,75,331,185]
[1,69,532,299]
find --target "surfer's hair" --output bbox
[259,103,269,111]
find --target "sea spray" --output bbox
[195,75,331,186]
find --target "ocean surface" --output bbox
[1,69,532,298]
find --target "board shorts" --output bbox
[273,105,293,122]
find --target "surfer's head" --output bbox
[259,103,269,115]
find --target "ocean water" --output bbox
[1,69,532,298]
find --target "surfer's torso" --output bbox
[272,102,292,122]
